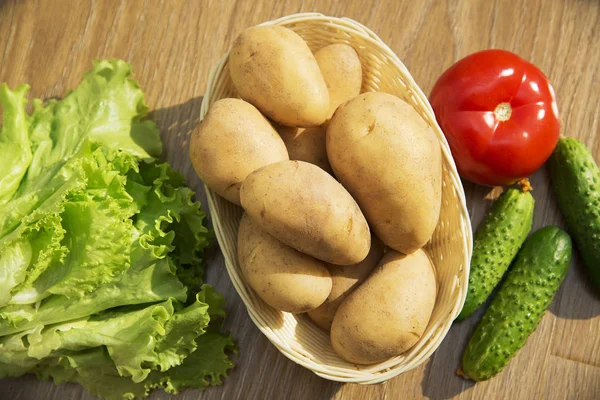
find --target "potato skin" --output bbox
[314,43,362,120]
[276,125,332,174]
[237,213,332,313]
[240,160,371,265]
[307,236,384,331]
[326,92,442,254]
[229,26,329,127]
[331,249,437,364]
[189,98,288,205]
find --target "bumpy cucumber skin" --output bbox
[462,226,572,381]
[457,189,534,321]
[549,137,600,290]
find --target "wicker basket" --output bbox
[200,13,472,384]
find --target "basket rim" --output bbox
[200,12,473,384]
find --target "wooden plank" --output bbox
[538,355,600,400]
[0,0,599,399]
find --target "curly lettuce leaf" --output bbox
[0,328,40,375]
[26,298,208,383]
[159,331,236,394]
[0,241,32,307]
[152,297,210,371]
[11,213,68,296]
[25,330,235,400]
[3,147,137,305]
[0,287,223,386]
[68,60,162,159]
[134,161,211,293]
[0,212,67,307]
[0,60,161,240]
[0,84,32,204]
[32,149,137,298]
[40,349,153,400]
[0,256,186,336]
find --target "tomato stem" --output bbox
[517,178,533,193]
[494,102,512,121]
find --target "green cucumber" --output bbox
[457,188,534,321]
[549,137,600,290]
[462,226,572,381]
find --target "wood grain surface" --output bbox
[0,0,599,399]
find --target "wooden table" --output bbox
[1,1,599,399]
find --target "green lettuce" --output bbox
[0,59,161,242]
[0,60,235,399]
[0,288,233,400]
[0,294,211,382]
[0,84,32,205]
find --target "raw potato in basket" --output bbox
[314,43,363,121]
[331,249,437,364]
[327,92,443,254]
[307,235,385,331]
[240,160,371,265]
[276,125,332,174]
[237,213,332,313]
[229,25,330,127]
[275,43,362,174]
[189,98,288,205]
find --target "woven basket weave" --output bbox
[200,13,472,384]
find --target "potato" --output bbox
[237,213,332,313]
[240,160,370,265]
[307,236,384,331]
[326,92,442,254]
[229,26,329,127]
[276,125,332,174]
[331,249,437,364]
[189,98,288,205]
[314,43,362,120]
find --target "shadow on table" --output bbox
[0,374,92,400]
[148,96,204,162]
[421,317,478,399]
[148,96,223,236]
[148,95,205,196]
[549,251,600,321]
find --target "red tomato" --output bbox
[430,49,560,186]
